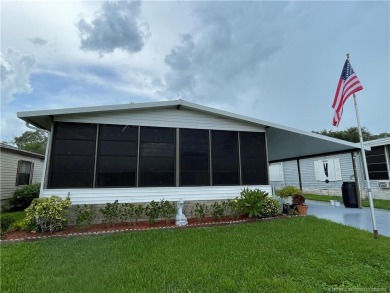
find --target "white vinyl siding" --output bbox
[269,163,283,181]
[283,160,300,187]
[40,185,272,205]
[54,108,265,133]
[269,160,299,189]
[298,154,352,194]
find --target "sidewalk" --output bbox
[307,200,390,237]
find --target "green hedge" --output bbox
[10,183,40,211]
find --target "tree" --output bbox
[313,127,390,143]
[11,130,48,155]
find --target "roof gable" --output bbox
[0,143,44,159]
[53,106,265,132]
[17,99,362,161]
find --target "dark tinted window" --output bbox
[366,146,389,180]
[49,123,96,188]
[211,130,239,185]
[55,123,96,140]
[16,160,33,186]
[139,127,175,186]
[180,129,210,186]
[96,125,138,187]
[240,132,267,184]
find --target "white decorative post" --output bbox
[175,199,188,226]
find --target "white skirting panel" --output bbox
[40,185,273,205]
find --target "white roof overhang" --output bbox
[362,137,390,148]
[17,99,364,162]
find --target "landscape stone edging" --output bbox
[0,215,295,244]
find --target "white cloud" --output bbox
[76,1,150,56]
[162,2,289,105]
[1,49,36,105]
[0,112,26,143]
[0,1,388,143]
[28,37,48,46]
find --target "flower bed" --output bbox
[2,189,286,243]
[1,215,288,243]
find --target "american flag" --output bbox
[332,59,363,126]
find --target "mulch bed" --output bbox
[1,215,289,243]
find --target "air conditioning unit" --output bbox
[377,181,390,189]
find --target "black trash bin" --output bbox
[341,182,358,208]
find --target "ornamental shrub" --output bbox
[75,204,95,230]
[239,188,268,218]
[0,216,15,236]
[261,197,281,218]
[191,203,208,223]
[144,200,160,225]
[11,219,30,231]
[100,200,120,227]
[159,200,176,224]
[120,203,136,225]
[133,204,144,225]
[227,198,241,219]
[25,196,71,233]
[210,202,225,221]
[134,204,145,224]
[9,183,40,211]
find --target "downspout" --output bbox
[25,122,51,197]
[297,159,302,191]
[356,151,367,199]
[264,128,270,187]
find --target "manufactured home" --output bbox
[0,143,44,209]
[17,100,363,205]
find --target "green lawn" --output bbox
[1,216,389,292]
[1,211,26,222]
[304,194,390,210]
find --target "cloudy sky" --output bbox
[1,1,389,142]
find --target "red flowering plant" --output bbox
[292,194,306,206]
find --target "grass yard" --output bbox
[304,194,390,210]
[1,216,389,293]
[1,211,26,222]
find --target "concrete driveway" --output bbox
[307,200,390,237]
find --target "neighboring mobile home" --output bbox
[17,100,362,205]
[0,143,44,209]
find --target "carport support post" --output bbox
[353,93,378,239]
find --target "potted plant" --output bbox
[292,194,308,216]
[276,186,301,205]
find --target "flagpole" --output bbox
[348,54,378,238]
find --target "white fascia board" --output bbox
[16,100,183,131]
[0,143,45,158]
[363,137,390,147]
[17,99,181,119]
